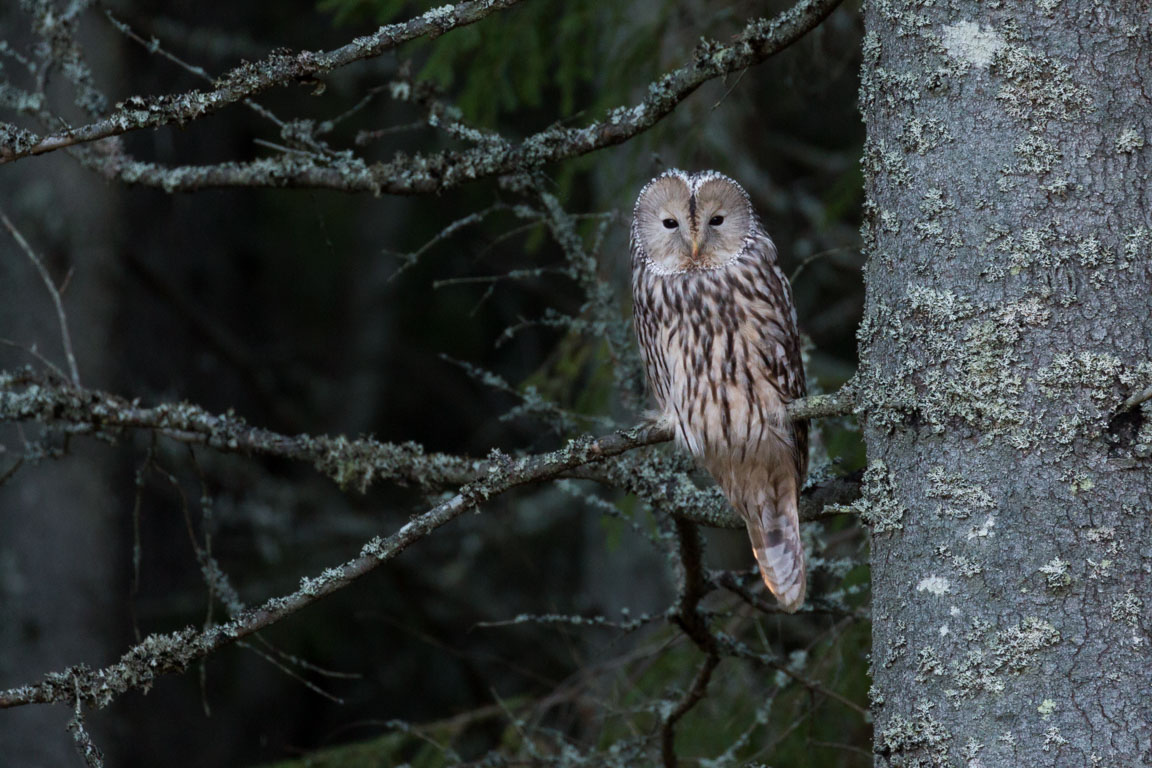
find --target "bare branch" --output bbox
[659,653,720,768]
[729,642,870,718]
[1,0,529,162]
[671,518,715,651]
[0,209,81,386]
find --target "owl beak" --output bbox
[690,236,700,261]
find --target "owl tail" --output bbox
[740,470,806,613]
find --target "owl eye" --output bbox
[661,218,679,229]
[709,215,724,226]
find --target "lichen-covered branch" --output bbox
[0,0,528,163]
[0,406,669,711]
[0,369,855,500]
[0,366,860,713]
[0,368,479,490]
[53,0,844,194]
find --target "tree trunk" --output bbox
[859,2,1151,765]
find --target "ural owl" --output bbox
[630,170,809,612]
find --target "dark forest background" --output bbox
[0,1,869,765]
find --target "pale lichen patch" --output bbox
[997,618,1061,670]
[1042,726,1068,752]
[967,515,996,540]
[941,21,1004,69]
[865,138,913,186]
[1039,557,1070,590]
[936,545,984,577]
[855,288,1051,441]
[916,646,946,682]
[1036,351,1123,411]
[1086,557,1114,581]
[946,617,1061,699]
[992,43,1093,123]
[926,465,996,519]
[855,460,907,533]
[1111,589,1142,626]
[876,700,953,765]
[1115,128,1145,154]
[918,575,952,595]
[1010,134,1060,175]
[900,116,953,155]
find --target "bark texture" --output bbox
[859,1,1151,765]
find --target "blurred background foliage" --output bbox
[0,0,867,765]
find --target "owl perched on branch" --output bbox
[630,170,809,612]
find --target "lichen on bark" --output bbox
[860,1,1152,765]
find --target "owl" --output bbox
[630,170,809,612]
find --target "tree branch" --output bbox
[60,0,845,193]
[0,370,855,498]
[0,410,665,710]
[0,0,528,163]
[0,368,859,711]
[660,652,720,768]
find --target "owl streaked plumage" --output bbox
[630,169,809,612]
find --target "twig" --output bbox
[0,209,81,386]
[660,653,720,768]
[1119,384,1152,413]
[388,203,515,281]
[474,611,656,632]
[0,455,25,487]
[104,11,288,132]
[0,338,69,380]
[124,253,302,429]
[250,637,361,680]
[711,568,867,618]
[534,179,641,407]
[66,677,104,768]
[237,640,344,704]
[660,518,722,765]
[789,245,856,284]
[726,642,868,718]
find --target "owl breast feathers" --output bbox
[630,169,809,612]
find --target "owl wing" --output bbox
[766,261,809,483]
[630,235,673,418]
[738,244,808,611]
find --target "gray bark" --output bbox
[859,1,1151,766]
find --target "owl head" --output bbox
[631,169,756,275]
